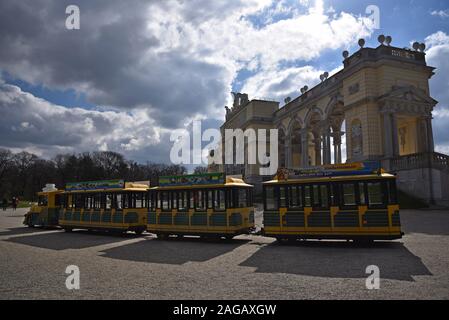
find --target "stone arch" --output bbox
[324,94,344,120]
[287,117,303,168]
[304,107,324,128]
[324,95,346,164]
[286,116,304,137]
[277,125,287,168]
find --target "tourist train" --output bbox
[23,161,403,243]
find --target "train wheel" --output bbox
[157,233,168,240]
[353,238,374,246]
[276,237,287,244]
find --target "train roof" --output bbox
[264,161,396,185]
[63,180,149,193]
[151,175,253,190]
[263,172,395,185]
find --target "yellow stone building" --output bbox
[214,40,449,206]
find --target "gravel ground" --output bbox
[0,207,448,299]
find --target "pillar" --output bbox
[332,131,343,164]
[300,128,309,168]
[285,140,291,167]
[392,114,399,157]
[314,134,321,166]
[383,112,393,158]
[426,116,435,153]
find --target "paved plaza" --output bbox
[0,208,448,299]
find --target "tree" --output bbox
[0,148,188,200]
[193,166,208,174]
[0,149,13,197]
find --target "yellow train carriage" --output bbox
[262,162,403,243]
[59,180,149,234]
[24,184,64,228]
[147,173,255,240]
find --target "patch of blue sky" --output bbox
[1,71,96,110]
[244,0,307,30]
[328,0,449,45]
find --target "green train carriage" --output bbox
[147,173,255,240]
[23,184,63,228]
[59,180,149,234]
[262,162,403,243]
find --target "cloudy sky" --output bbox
[1,0,449,165]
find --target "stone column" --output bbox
[283,142,289,168]
[325,129,331,164]
[426,116,435,153]
[383,112,393,158]
[300,128,309,168]
[332,131,343,164]
[314,134,322,166]
[392,114,400,157]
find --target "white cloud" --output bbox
[0,0,377,162]
[430,9,449,18]
[425,31,449,153]
[0,82,164,160]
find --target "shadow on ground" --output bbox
[240,241,432,281]
[5,230,134,250]
[0,226,58,236]
[401,210,449,236]
[100,237,249,265]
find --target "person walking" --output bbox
[2,197,7,211]
[12,197,17,211]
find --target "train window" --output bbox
[358,182,367,205]
[93,193,101,210]
[161,191,170,211]
[135,192,144,208]
[213,189,226,211]
[55,194,62,207]
[178,191,189,211]
[207,190,214,209]
[148,191,156,210]
[246,189,254,207]
[264,186,278,210]
[342,183,356,206]
[38,195,48,206]
[75,194,85,209]
[304,186,311,207]
[289,185,302,208]
[122,193,130,209]
[312,185,320,207]
[237,188,247,208]
[320,185,329,208]
[105,194,112,210]
[329,184,338,206]
[171,191,178,209]
[279,186,287,208]
[387,180,398,204]
[367,182,384,206]
[225,189,233,208]
[114,193,123,210]
[194,190,206,211]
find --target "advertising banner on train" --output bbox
[292,161,382,178]
[65,179,125,191]
[159,173,225,187]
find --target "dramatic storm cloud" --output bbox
[0,0,448,162]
